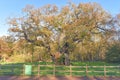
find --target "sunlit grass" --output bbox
[0,61,120,76]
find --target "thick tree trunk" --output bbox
[64,53,70,65]
[61,41,70,65]
[31,45,34,63]
[51,55,55,64]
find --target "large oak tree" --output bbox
[8,2,113,65]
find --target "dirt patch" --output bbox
[0,76,120,80]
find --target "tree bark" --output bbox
[64,53,70,65]
[31,44,34,63]
[51,55,56,64]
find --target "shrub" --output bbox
[9,54,32,63]
[105,44,120,63]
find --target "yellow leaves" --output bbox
[8,18,18,26]
[41,27,52,37]
[9,27,21,32]
[76,2,110,26]
[31,15,40,25]
[0,38,11,54]
[44,15,55,25]
[50,43,57,53]
[7,2,112,62]
[22,5,34,13]
[61,6,70,15]
[53,5,58,12]
[40,4,58,15]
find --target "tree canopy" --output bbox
[0,2,120,65]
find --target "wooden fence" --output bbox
[0,64,120,76]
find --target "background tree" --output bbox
[105,42,120,62]
[0,36,13,62]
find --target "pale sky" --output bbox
[0,0,120,36]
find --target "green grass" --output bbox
[0,61,120,76]
[71,61,120,66]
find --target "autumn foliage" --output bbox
[0,2,120,65]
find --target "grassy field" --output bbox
[0,61,120,76]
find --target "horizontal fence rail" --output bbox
[0,64,120,76]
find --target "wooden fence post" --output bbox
[23,64,25,76]
[11,67,14,75]
[38,65,40,76]
[53,64,55,76]
[119,66,120,73]
[0,64,1,70]
[86,64,88,76]
[70,65,72,76]
[104,65,106,77]
[118,65,120,75]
